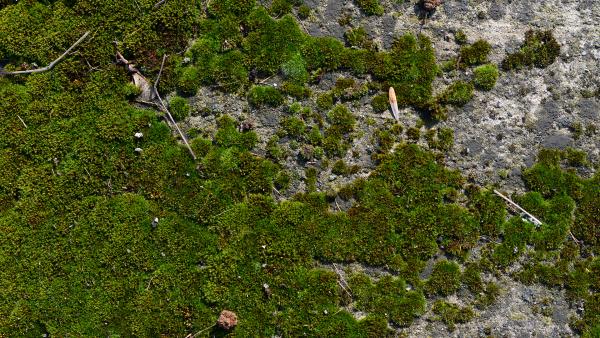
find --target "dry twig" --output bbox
[1,31,90,75]
[152,55,197,160]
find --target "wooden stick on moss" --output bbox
[493,190,542,226]
[1,31,90,75]
[153,54,197,160]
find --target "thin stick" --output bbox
[154,0,167,8]
[17,115,27,128]
[1,31,90,75]
[494,190,542,225]
[185,324,216,338]
[153,55,197,160]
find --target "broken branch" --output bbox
[1,31,90,75]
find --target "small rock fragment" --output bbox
[422,0,443,11]
[134,132,143,139]
[134,147,143,153]
[217,310,238,330]
[151,217,159,229]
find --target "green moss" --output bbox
[301,36,345,71]
[281,52,309,84]
[327,104,356,134]
[297,5,311,19]
[425,260,461,296]
[168,96,190,121]
[432,300,474,331]
[493,216,534,267]
[316,91,335,111]
[425,127,454,152]
[371,94,389,113]
[473,64,499,91]
[281,81,311,99]
[247,85,284,107]
[370,34,438,108]
[280,116,306,138]
[406,127,420,141]
[344,26,374,50]
[502,30,560,71]
[354,0,384,16]
[270,0,293,16]
[439,81,474,106]
[305,167,318,192]
[459,40,492,67]
[454,29,467,45]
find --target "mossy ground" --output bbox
[0,1,597,337]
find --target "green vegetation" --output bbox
[459,40,492,67]
[502,30,560,70]
[0,1,596,336]
[169,96,190,121]
[439,81,474,106]
[353,0,384,16]
[247,85,285,107]
[432,300,475,331]
[473,64,499,91]
[371,93,389,113]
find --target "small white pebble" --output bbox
[134,132,143,138]
[134,147,143,153]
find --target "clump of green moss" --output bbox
[247,85,284,107]
[459,40,492,67]
[323,104,356,157]
[502,30,560,71]
[371,94,389,113]
[297,4,311,19]
[439,81,474,106]
[349,273,425,327]
[281,53,309,84]
[344,26,375,50]
[432,300,475,331]
[332,160,359,176]
[301,36,345,71]
[280,116,306,138]
[425,260,462,296]
[473,64,499,91]
[353,0,384,16]
[425,127,454,152]
[316,91,335,111]
[169,96,190,121]
[454,29,468,45]
[370,34,438,108]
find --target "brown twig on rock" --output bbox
[1,31,90,75]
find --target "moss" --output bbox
[305,167,318,192]
[327,104,356,134]
[439,81,474,106]
[280,116,306,138]
[281,81,311,99]
[473,64,499,91]
[316,91,334,111]
[462,262,484,294]
[301,36,345,71]
[425,260,461,296]
[244,10,305,75]
[459,40,492,67]
[354,0,384,16]
[270,0,293,16]
[281,52,309,84]
[406,127,420,141]
[371,94,389,113]
[297,4,311,19]
[454,29,467,45]
[502,30,560,71]
[168,96,190,121]
[344,26,374,50]
[425,127,454,152]
[493,216,534,267]
[432,300,474,331]
[370,34,437,108]
[247,85,284,107]
[468,189,506,238]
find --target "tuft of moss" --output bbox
[432,300,475,331]
[281,53,309,84]
[459,40,492,67]
[301,36,345,71]
[473,64,499,91]
[344,26,374,50]
[454,29,467,45]
[371,94,389,113]
[247,85,284,107]
[169,96,190,121]
[502,30,560,71]
[354,0,384,16]
[425,260,462,296]
[316,91,335,111]
[439,81,474,106]
[370,34,438,108]
[297,4,311,20]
